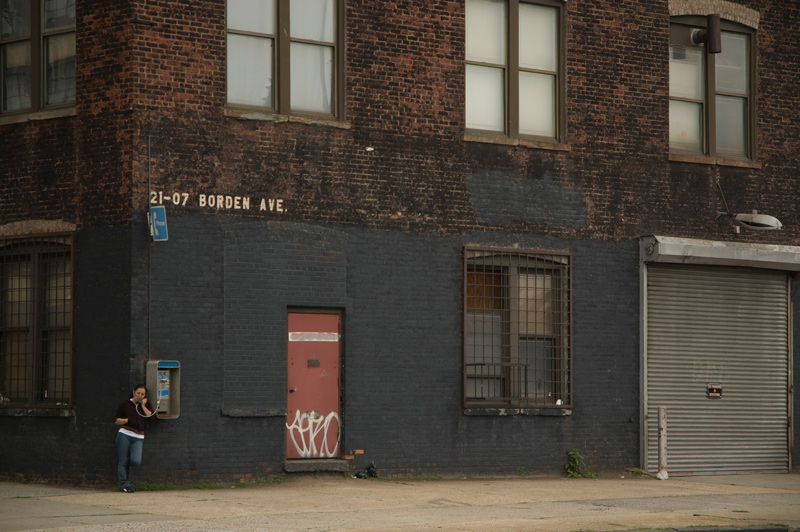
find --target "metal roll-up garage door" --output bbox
[644,263,790,475]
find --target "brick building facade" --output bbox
[1,0,798,485]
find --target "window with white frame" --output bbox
[0,235,72,408]
[226,0,343,117]
[669,17,755,159]
[0,0,76,114]
[464,246,571,408]
[465,0,564,141]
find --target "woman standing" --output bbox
[114,384,152,492]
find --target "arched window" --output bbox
[669,14,756,161]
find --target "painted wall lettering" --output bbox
[150,190,286,214]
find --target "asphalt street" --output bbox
[1,472,798,532]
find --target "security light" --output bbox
[691,14,722,53]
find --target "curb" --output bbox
[605,527,795,532]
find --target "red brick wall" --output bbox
[1,0,799,242]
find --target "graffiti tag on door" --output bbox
[286,410,340,458]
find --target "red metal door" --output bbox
[286,312,341,459]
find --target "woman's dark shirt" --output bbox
[116,400,148,432]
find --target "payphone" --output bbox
[146,360,180,419]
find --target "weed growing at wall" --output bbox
[565,447,598,478]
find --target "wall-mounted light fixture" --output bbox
[716,210,783,233]
[691,14,722,53]
[732,211,783,231]
[716,183,782,233]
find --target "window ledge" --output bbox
[463,133,571,152]
[0,106,76,126]
[463,407,572,417]
[224,107,351,129]
[220,406,287,417]
[669,153,762,169]
[0,407,74,417]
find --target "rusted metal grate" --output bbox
[464,246,571,408]
[0,235,73,407]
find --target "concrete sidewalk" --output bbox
[1,473,798,532]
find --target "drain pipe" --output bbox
[656,406,669,480]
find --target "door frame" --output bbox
[286,308,344,460]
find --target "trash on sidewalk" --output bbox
[352,461,377,479]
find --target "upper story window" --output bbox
[465,0,564,142]
[0,235,73,409]
[0,0,76,115]
[669,16,755,160]
[226,0,344,118]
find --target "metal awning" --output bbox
[640,235,800,271]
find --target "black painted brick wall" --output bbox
[0,227,132,484]
[121,215,639,483]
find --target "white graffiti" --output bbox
[286,410,340,458]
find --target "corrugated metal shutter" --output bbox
[644,264,790,475]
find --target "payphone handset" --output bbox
[146,360,180,419]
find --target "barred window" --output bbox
[0,235,72,407]
[464,246,571,408]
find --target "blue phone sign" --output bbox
[150,206,168,241]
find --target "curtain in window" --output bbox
[2,41,31,111]
[290,0,334,113]
[290,42,332,114]
[227,34,274,108]
[44,33,75,105]
[465,0,506,132]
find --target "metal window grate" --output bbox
[0,235,73,407]
[464,246,571,408]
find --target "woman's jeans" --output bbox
[116,432,144,489]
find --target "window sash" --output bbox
[465,0,563,141]
[669,21,753,159]
[226,0,342,118]
[0,0,75,114]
